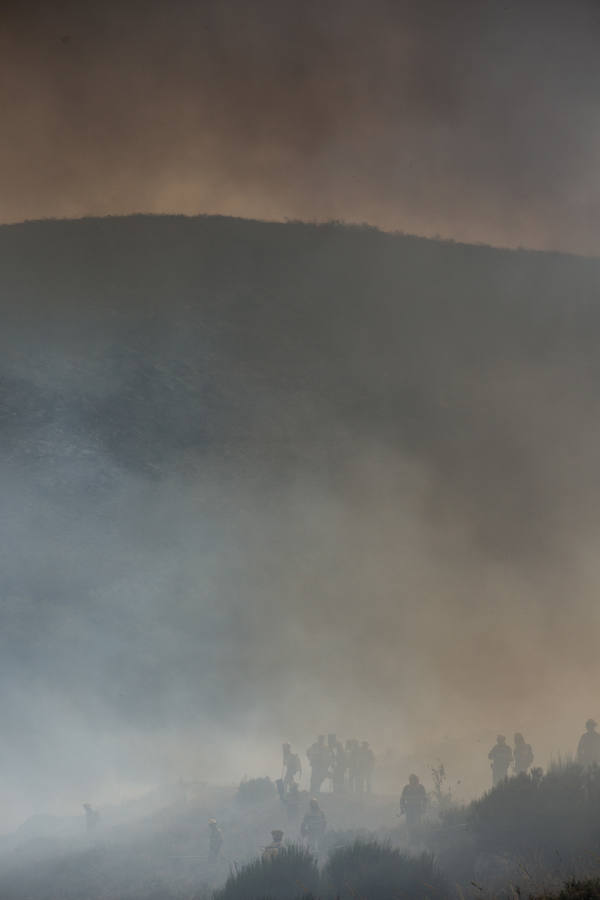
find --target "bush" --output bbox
[531,879,600,899]
[235,776,277,807]
[213,845,318,900]
[468,763,600,865]
[320,839,448,900]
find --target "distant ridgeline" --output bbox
[1,214,599,554]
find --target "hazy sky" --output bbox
[2,0,600,253]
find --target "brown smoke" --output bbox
[1,0,600,253]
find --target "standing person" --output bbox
[513,733,534,775]
[208,819,223,861]
[345,740,356,792]
[301,797,327,854]
[577,719,600,767]
[282,743,302,790]
[348,738,364,794]
[306,735,331,794]
[488,735,513,787]
[400,774,427,833]
[331,739,347,794]
[359,741,376,794]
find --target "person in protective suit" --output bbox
[208,819,223,861]
[306,735,331,794]
[262,829,284,861]
[301,797,327,853]
[488,735,513,787]
[577,719,600,767]
[513,733,534,775]
[400,774,427,829]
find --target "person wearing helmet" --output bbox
[488,735,513,787]
[577,719,600,767]
[301,797,327,853]
[262,829,285,861]
[400,774,427,830]
[208,819,223,861]
[513,733,534,775]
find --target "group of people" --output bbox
[282,734,376,796]
[204,718,600,865]
[486,720,600,789]
[487,733,535,786]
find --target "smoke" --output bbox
[1,0,600,253]
[1,215,600,832]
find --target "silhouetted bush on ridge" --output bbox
[235,777,276,807]
[321,839,448,900]
[213,844,318,900]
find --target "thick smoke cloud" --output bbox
[2,0,600,253]
[2,216,600,831]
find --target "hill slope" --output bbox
[1,214,600,824]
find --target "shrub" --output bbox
[321,838,448,899]
[468,763,600,865]
[530,878,600,899]
[235,776,277,807]
[213,844,318,900]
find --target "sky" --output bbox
[1,0,600,254]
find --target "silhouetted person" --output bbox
[208,819,223,861]
[488,735,513,786]
[83,803,100,834]
[282,742,302,790]
[307,735,331,794]
[577,719,600,767]
[344,738,355,794]
[262,829,284,861]
[359,741,375,794]
[331,739,347,794]
[345,739,359,793]
[301,797,326,853]
[400,774,427,829]
[513,733,534,775]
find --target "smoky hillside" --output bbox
[1,214,599,826]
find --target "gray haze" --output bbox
[1,0,600,253]
[1,215,600,830]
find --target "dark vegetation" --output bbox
[212,840,446,900]
[214,845,318,900]
[321,839,447,899]
[468,763,600,863]
[235,777,276,807]
[531,880,600,900]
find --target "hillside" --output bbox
[1,214,600,832]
